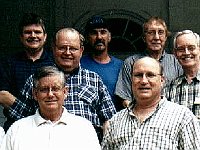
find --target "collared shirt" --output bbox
[1,108,101,150]
[115,51,183,101]
[101,97,200,150]
[0,126,5,145]
[164,70,200,119]
[8,66,116,128]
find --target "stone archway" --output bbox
[73,9,149,60]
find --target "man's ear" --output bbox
[108,32,111,42]
[173,49,178,58]
[161,75,165,88]
[44,33,47,43]
[63,86,68,98]
[142,36,146,42]
[32,88,38,102]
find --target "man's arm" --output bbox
[0,75,37,120]
[179,110,200,149]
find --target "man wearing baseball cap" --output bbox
[81,15,123,111]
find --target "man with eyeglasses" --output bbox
[102,57,200,149]
[115,16,183,109]
[2,28,116,142]
[1,66,101,150]
[165,30,200,120]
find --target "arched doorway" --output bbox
[73,9,148,60]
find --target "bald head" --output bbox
[133,57,163,75]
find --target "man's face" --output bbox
[132,58,164,103]
[87,28,111,52]
[53,31,83,73]
[33,75,67,113]
[174,33,200,69]
[20,24,47,52]
[144,21,167,52]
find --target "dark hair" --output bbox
[85,15,109,34]
[33,66,65,88]
[19,13,46,35]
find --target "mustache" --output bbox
[94,40,105,46]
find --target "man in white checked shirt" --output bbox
[101,57,200,150]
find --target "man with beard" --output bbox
[81,15,123,111]
[115,16,183,109]
[0,13,54,131]
[165,30,200,120]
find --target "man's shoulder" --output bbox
[110,108,128,121]
[162,52,177,60]
[67,112,93,125]
[123,53,144,63]
[80,67,100,76]
[8,114,35,130]
[110,56,122,61]
[163,100,193,115]
[80,55,92,62]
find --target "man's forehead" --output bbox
[133,58,160,71]
[147,22,164,29]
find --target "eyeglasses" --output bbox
[37,86,64,94]
[145,30,165,37]
[56,45,80,53]
[175,45,197,52]
[133,72,162,80]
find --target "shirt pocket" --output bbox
[78,85,99,106]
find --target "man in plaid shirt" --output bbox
[165,30,200,120]
[102,57,200,149]
[0,28,116,143]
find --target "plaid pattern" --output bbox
[165,71,200,119]
[101,97,200,149]
[115,51,183,101]
[9,66,116,127]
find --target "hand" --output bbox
[0,91,16,108]
[103,121,110,135]
[122,99,130,108]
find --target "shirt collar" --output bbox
[34,107,69,126]
[17,49,52,60]
[128,96,167,116]
[56,64,81,77]
[174,69,200,86]
[143,50,165,62]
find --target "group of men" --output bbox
[0,12,200,149]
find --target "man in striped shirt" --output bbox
[102,57,200,149]
[115,16,182,109]
[165,30,200,120]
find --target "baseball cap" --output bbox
[85,15,109,33]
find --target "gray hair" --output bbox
[173,30,200,49]
[33,66,65,88]
[53,28,85,46]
